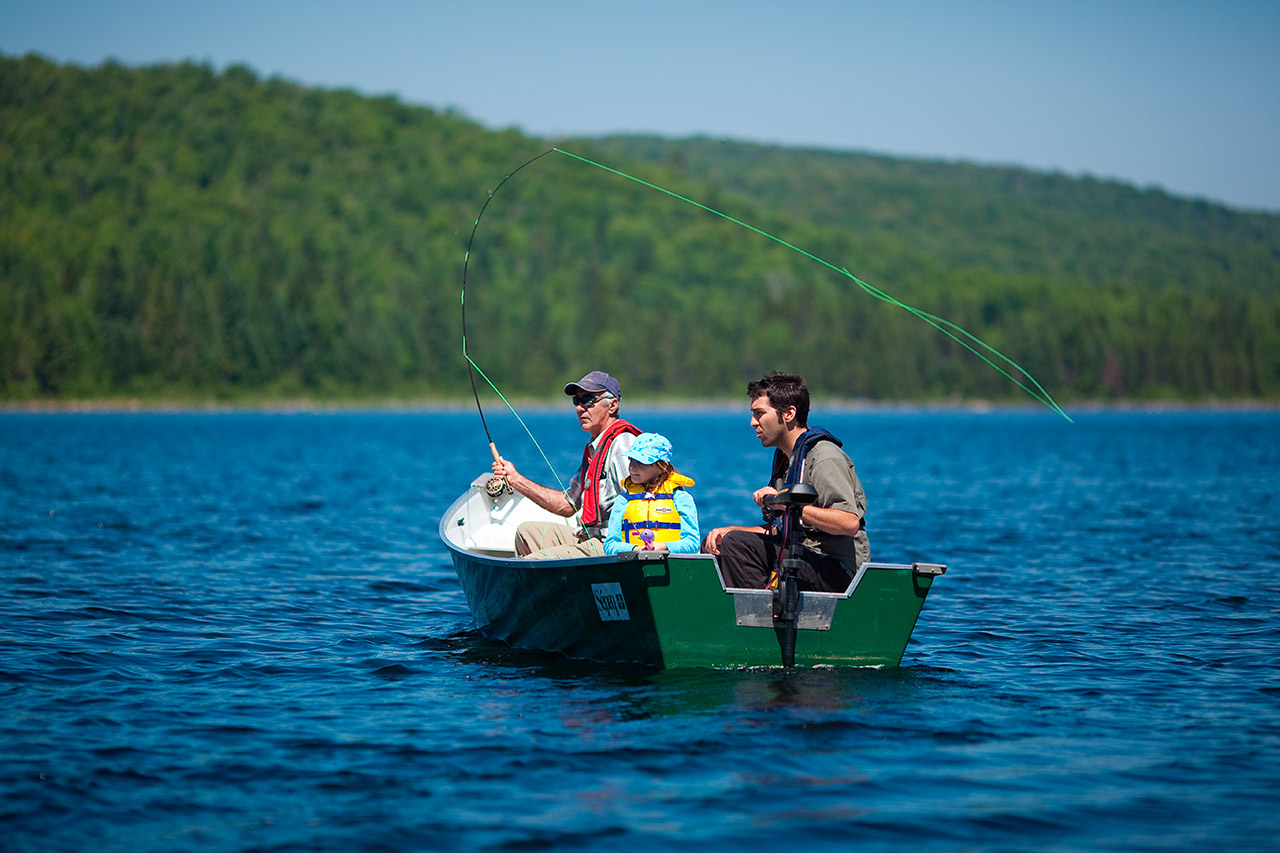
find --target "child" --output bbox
[603,433,700,554]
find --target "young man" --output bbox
[702,371,869,591]
[491,370,639,558]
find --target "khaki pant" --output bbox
[514,520,605,559]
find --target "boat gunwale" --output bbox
[439,485,944,602]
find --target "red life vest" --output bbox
[578,419,641,528]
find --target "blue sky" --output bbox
[6,0,1279,211]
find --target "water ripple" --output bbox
[1,410,1278,851]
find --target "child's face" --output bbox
[628,459,662,485]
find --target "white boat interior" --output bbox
[442,473,574,557]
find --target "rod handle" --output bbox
[488,442,511,489]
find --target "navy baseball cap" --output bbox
[564,371,621,399]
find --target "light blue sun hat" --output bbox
[627,433,673,464]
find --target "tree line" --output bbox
[2,53,1277,404]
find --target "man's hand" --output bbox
[492,456,520,483]
[703,526,760,555]
[752,486,778,507]
[491,456,574,517]
[703,527,729,554]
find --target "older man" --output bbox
[491,371,640,558]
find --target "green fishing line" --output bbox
[551,148,1071,422]
[460,147,1072,478]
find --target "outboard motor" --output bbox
[764,483,818,669]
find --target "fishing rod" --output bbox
[459,149,559,486]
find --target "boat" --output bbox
[440,473,947,669]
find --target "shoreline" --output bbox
[3,396,1277,415]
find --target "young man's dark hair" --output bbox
[747,371,810,426]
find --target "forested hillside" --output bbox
[3,53,1277,404]
[589,136,1280,294]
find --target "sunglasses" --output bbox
[572,393,611,409]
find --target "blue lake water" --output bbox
[2,408,1278,851]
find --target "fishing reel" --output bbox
[483,475,511,497]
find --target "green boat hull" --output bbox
[441,478,945,669]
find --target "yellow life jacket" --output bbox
[619,472,695,546]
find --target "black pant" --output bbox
[714,530,852,592]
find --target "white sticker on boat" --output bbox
[592,582,630,622]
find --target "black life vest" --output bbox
[769,425,842,489]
